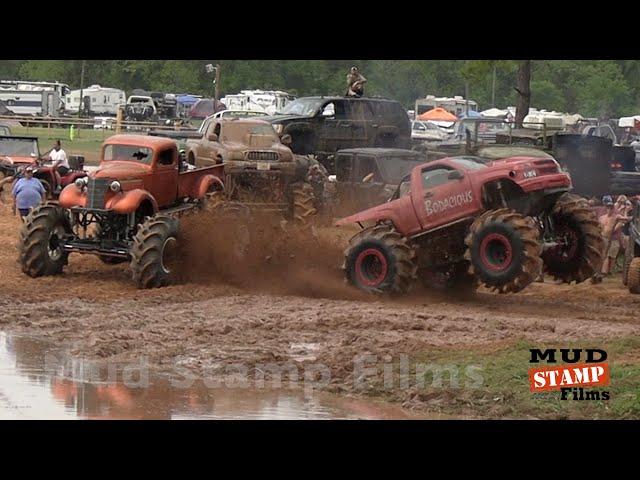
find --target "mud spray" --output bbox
[177,211,369,300]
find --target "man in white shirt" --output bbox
[47,140,70,176]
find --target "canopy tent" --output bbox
[176,94,200,106]
[619,115,640,129]
[480,107,509,118]
[417,107,458,122]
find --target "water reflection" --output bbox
[0,333,421,420]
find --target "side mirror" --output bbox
[281,134,292,146]
[208,133,218,142]
[448,170,464,180]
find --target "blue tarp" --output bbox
[458,110,482,118]
[176,95,199,106]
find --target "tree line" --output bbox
[1,60,638,118]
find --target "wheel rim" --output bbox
[355,248,388,286]
[161,237,178,274]
[47,225,66,261]
[479,233,513,271]
[547,225,579,263]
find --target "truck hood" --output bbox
[0,155,36,165]
[91,161,150,180]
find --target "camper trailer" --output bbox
[65,85,126,115]
[220,90,295,115]
[0,80,70,116]
[414,95,478,117]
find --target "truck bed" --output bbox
[177,164,224,199]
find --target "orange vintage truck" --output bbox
[18,134,224,288]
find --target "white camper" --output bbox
[0,80,70,115]
[65,85,126,115]
[220,90,295,115]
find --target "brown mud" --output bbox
[1,201,639,417]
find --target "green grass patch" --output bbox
[11,126,111,165]
[364,336,640,419]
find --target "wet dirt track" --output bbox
[1,203,639,415]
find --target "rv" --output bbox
[414,95,478,117]
[65,85,126,115]
[0,80,70,116]
[220,90,295,115]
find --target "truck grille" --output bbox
[246,151,279,161]
[86,178,110,209]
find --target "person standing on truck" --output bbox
[11,166,45,220]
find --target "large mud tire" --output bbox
[628,257,640,294]
[18,203,71,277]
[292,182,317,227]
[465,208,542,294]
[343,224,417,294]
[542,193,604,284]
[130,215,180,289]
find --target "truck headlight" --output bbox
[273,124,284,134]
[109,180,122,192]
[75,177,87,189]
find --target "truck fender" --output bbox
[195,175,224,200]
[106,189,159,215]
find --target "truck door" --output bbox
[355,154,387,210]
[348,101,369,148]
[200,121,221,165]
[153,148,179,207]
[411,164,476,231]
[321,100,352,152]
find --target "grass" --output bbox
[12,126,106,165]
[363,336,640,419]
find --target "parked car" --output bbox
[411,120,448,142]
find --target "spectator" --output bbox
[592,196,630,283]
[11,166,45,219]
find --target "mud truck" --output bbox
[184,117,318,225]
[18,135,224,288]
[0,135,87,198]
[337,155,604,294]
[260,96,411,172]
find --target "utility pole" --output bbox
[214,64,220,102]
[205,63,221,101]
[78,60,86,118]
[465,81,469,115]
[491,64,497,108]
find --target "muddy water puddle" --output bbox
[0,332,431,420]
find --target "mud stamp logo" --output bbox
[425,190,472,216]
[528,348,610,401]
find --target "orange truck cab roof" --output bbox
[102,134,177,152]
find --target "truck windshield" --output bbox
[0,137,38,156]
[103,144,153,164]
[279,98,323,116]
